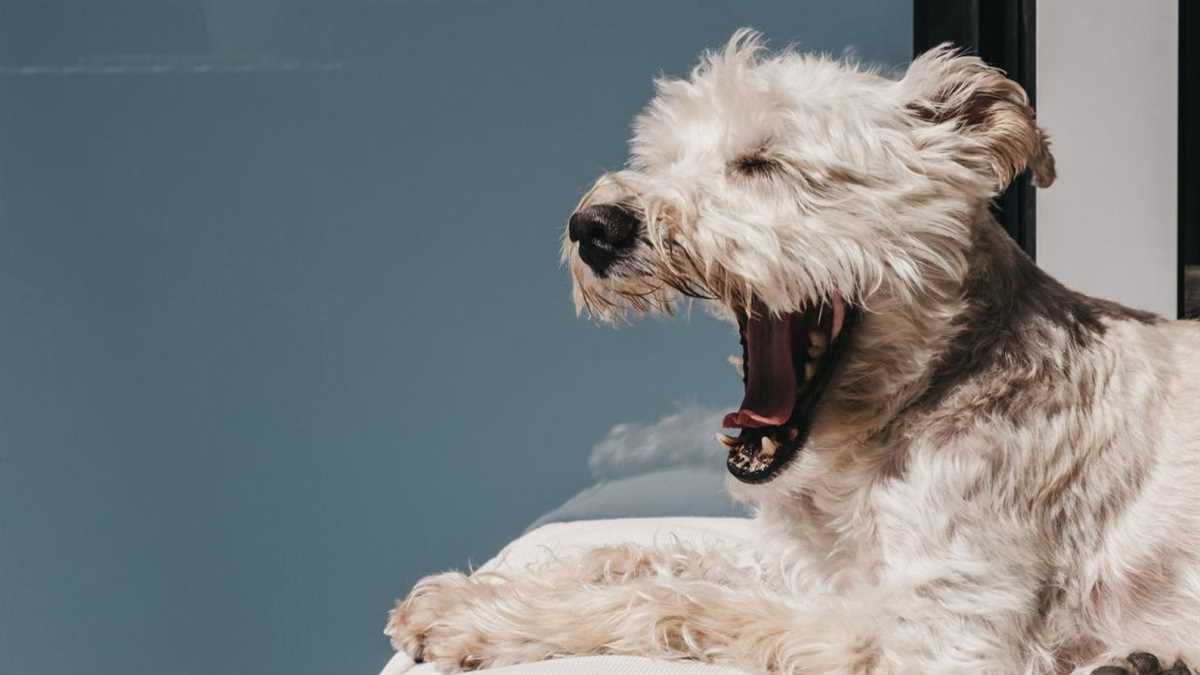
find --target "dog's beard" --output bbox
[719,298,858,483]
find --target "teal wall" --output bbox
[0,3,910,674]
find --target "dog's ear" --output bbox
[903,43,1056,192]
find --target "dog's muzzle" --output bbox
[568,204,640,277]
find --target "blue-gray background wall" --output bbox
[0,3,909,674]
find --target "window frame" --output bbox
[1180,0,1198,319]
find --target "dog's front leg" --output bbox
[386,568,878,673]
[385,541,861,673]
[387,540,1051,674]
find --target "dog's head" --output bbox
[563,31,1055,484]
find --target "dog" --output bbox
[386,31,1200,675]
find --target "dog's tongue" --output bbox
[723,313,796,429]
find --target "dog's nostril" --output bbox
[568,204,640,249]
[568,204,641,276]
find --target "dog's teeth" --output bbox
[716,433,740,449]
[831,300,846,340]
[805,362,817,381]
[787,427,800,440]
[760,436,778,455]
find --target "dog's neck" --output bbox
[742,210,1164,551]
[834,211,1159,449]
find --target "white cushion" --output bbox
[525,468,745,531]
[380,517,756,675]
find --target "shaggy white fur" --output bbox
[387,31,1200,675]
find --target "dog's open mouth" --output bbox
[719,299,859,483]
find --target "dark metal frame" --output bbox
[913,0,1038,258]
[1180,0,1199,319]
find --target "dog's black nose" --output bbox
[568,204,640,276]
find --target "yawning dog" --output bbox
[388,31,1200,675]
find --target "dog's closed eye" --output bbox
[732,153,782,177]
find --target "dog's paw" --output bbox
[1092,652,1194,675]
[385,572,481,669]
